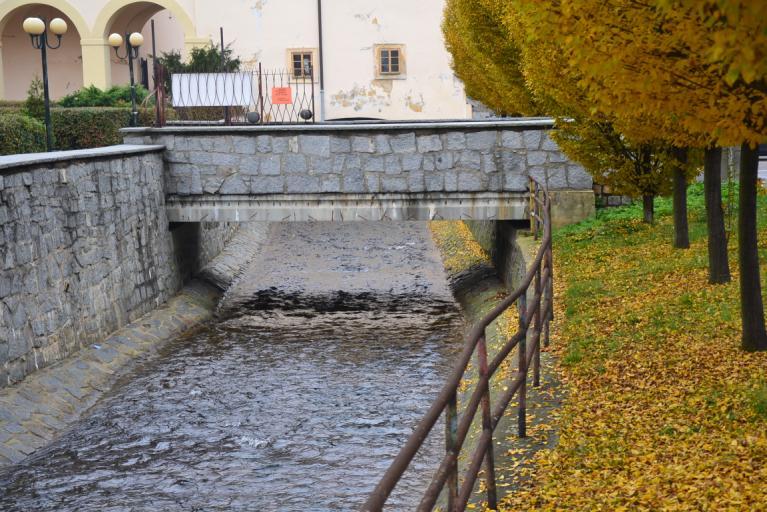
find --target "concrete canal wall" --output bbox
[0,146,239,388]
[465,221,529,291]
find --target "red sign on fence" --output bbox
[271,87,293,105]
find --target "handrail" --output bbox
[363,176,554,511]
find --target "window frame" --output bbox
[374,44,406,79]
[286,48,319,82]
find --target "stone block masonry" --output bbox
[0,146,237,388]
[123,121,592,198]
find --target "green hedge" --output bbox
[50,107,132,149]
[1,106,157,155]
[0,113,46,155]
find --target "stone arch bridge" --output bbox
[122,119,595,227]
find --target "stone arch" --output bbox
[92,0,196,39]
[0,1,87,100]
[94,0,198,91]
[0,0,88,36]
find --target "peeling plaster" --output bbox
[371,79,394,94]
[251,0,269,13]
[330,83,392,112]
[241,50,262,68]
[405,93,425,112]
[354,11,382,30]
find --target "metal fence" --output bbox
[363,177,554,512]
[157,63,315,126]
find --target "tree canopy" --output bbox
[443,0,698,222]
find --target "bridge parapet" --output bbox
[122,119,594,224]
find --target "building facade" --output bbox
[0,0,472,120]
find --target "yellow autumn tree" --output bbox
[443,0,695,224]
[526,0,767,350]
[505,2,698,224]
[442,0,537,116]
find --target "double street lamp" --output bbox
[22,16,68,152]
[108,32,144,127]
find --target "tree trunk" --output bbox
[739,143,767,352]
[704,147,731,284]
[642,195,654,224]
[672,148,690,248]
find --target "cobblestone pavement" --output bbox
[0,281,219,467]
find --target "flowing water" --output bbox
[0,223,464,511]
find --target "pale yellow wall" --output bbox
[1,5,84,100]
[0,0,197,99]
[191,0,469,119]
[0,0,470,119]
[112,8,184,90]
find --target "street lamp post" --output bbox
[108,32,144,127]
[23,17,68,152]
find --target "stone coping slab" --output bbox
[0,144,166,173]
[121,118,556,135]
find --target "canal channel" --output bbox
[0,223,464,511]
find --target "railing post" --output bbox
[533,265,542,388]
[258,63,265,124]
[155,64,166,127]
[517,293,527,438]
[544,243,553,346]
[530,179,538,241]
[477,332,498,510]
[445,391,459,511]
[538,189,544,238]
[547,240,554,323]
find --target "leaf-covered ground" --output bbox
[500,184,767,511]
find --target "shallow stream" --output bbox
[0,223,464,511]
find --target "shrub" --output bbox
[58,85,150,108]
[50,107,132,149]
[157,45,241,97]
[0,113,46,155]
[24,77,46,121]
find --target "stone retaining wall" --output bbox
[0,146,236,387]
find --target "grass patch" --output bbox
[748,382,767,420]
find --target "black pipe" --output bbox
[126,33,138,127]
[151,19,160,127]
[40,29,53,151]
[317,0,325,121]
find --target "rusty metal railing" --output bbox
[363,177,554,512]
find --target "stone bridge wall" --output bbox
[122,121,593,198]
[0,146,236,387]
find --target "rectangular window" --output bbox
[291,51,314,79]
[375,45,406,78]
[380,48,400,74]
